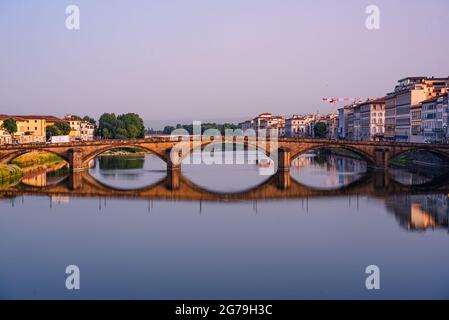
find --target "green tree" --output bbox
[102,127,112,139]
[54,121,72,135]
[98,113,118,138]
[1,118,18,137]
[115,128,129,139]
[162,126,175,135]
[117,113,145,138]
[46,125,62,140]
[313,122,328,139]
[98,113,145,139]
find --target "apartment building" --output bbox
[80,121,95,141]
[394,77,449,142]
[64,115,95,141]
[0,115,47,144]
[410,103,423,143]
[347,108,354,140]
[422,93,448,143]
[285,115,307,137]
[359,98,385,141]
[384,92,397,141]
[352,104,361,140]
[326,113,339,139]
[337,106,351,139]
[239,113,286,137]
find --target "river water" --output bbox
[1,151,449,299]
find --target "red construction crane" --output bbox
[321,97,365,104]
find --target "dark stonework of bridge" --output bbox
[2,137,449,172]
[2,169,449,202]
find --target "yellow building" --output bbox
[0,114,63,144]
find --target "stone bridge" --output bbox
[1,137,449,172]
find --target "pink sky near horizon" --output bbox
[0,0,448,128]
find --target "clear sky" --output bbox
[1,0,448,128]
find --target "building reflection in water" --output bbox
[385,194,449,231]
[21,165,69,188]
[389,168,434,185]
[291,152,367,189]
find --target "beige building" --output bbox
[80,121,95,141]
[285,115,307,137]
[240,113,286,137]
[0,114,47,144]
[64,115,95,141]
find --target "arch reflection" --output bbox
[2,170,449,233]
[388,150,449,187]
[182,149,275,193]
[88,153,166,190]
[290,149,368,190]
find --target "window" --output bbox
[396,118,410,126]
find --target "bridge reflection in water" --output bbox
[1,167,449,232]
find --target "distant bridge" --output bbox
[1,137,449,172]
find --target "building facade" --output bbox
[359,98,385,141]
[285,115,307,137]
[422,93,448,143]
[326,112,339,139]
[384,92,397,141]
[394,77,449,142]
[410,103,423,143]
[64,115,96,141]
[0,115,47,144]
[239,113,286,137]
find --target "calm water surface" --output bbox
[1,152,449,299]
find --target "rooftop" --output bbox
[0,114,63,122]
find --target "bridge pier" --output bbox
[166,167,181,190]
[68,148,88,172]
[165,147,183,172]
[69,171,84,191]
[277,147,291,172]
[373,170,390,190]
[275,170,291,190]
[374,148,389,169]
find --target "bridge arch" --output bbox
[388,147,449,164]
[0,149,70,165]
[81,144,168,168]
[290,144,376,165]
[178,139,275,163]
